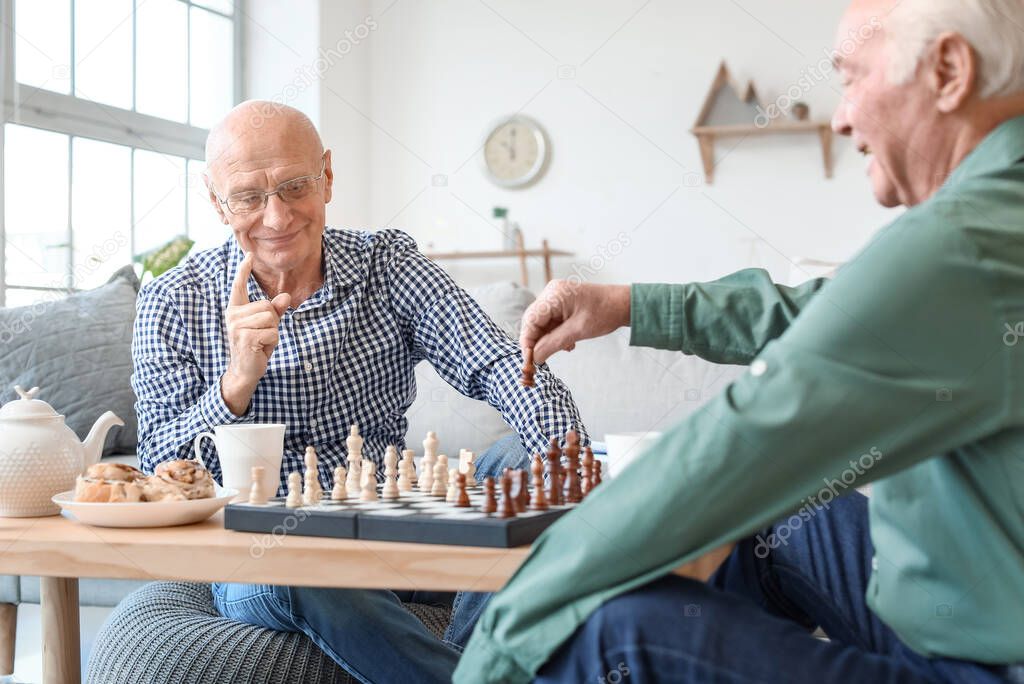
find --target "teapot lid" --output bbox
[0,385,62,420]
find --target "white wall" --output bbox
[266,0,900,288]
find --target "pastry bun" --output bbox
[74,463,146,503]
[147,459,215,501]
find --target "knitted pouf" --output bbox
[85,581,451,684]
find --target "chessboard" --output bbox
[223,426,603,548]
[224,487,574,548]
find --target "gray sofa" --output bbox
[0,269,738,678]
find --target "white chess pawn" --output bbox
[431,454,449,497]
[360,461,379,501]
[420,446,436,493]
[248,466,268,505]
[285,472,302,508]
[346,456,362,497]
[303,447,322,505]
[398,449,415,492]
[331,466,347,501]
[382,446,400,499]
[445,468,459,503]
[460,450,478,488]
[347,424,364,461]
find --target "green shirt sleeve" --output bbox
[454,202,1010,683]
[630,270,828,364]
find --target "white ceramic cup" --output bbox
[193,424,285,498]
[604,431,663,478]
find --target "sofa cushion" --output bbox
[0,265,140,455]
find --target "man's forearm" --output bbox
[630,270,828,364]
[220,371,256,417]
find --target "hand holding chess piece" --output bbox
[518,280,631,364]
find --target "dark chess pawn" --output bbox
[528,454,549,511]
[520,347,536,387]
[546,437,562,506]
[581,446,594,497]
[482,476,497,514]
[455,472,471,507]
[515,470,529,512]
[499,472,517,519]
[564,430,582,503]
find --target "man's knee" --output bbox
[477,433,530,476]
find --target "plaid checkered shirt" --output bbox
[131,228,586,493]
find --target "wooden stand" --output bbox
[41,577,80,684]
[425,235,572,288]
[0,602,15,677]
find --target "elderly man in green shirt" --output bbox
[455,0,1024,682]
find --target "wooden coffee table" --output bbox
[0,511,731,684]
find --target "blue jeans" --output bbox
[212,434,528,684]
[537,492,1023,684]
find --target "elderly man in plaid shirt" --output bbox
[131,100,586,684]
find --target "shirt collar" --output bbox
[224,228,364,306]
[944,114,1024,188]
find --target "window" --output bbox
[0,0,241,307]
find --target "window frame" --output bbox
[0,0,244,306]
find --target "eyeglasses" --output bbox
[216,157,326,215]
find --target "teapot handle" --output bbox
[193,432,217,471]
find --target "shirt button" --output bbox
[750,359,768,377]
[309,418,318,428]
[304,361,314,372]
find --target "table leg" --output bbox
[0,602,15,676]
[40,577,80,684]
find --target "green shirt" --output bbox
[454,115,1024,683]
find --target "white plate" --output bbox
[51,486,238,528]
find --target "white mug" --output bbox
[193,423,285,498]
[604,431,663,478]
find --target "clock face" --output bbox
[482,117,547,187]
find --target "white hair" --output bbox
[886,0,1024,99]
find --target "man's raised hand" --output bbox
[519,280,631,364]
[222,252,291,414]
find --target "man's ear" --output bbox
[928,31,977,113]
[321,149,334,205]
[204,172,230,225]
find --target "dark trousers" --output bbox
[537,492,1023,684]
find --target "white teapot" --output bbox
[0,385,124,517]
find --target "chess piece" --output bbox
[515,469,529,512]
[345,453,363,498]
[564,431,582,504]
[459,449,478,487]
[528,454,549,511]
[546,438,562,506]
[398,449,416,492]
[303,446,322,505]
[499,472,517,518]
[482,476,497,514]
[593,459,603,488]
[248,466,268,505]
[431,455,449,497]
[455,472,471,507]
[581,446,594,497]
[285,471,302,508]
[360,461,379,501]
[420,432,438,493]
[446,468,459,503]
[520,347,536,387]
[382,446,400,499]
[331,466,347,501]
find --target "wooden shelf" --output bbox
[691,121,834,184]
[425,238,572,287]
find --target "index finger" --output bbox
[230,252,254,307]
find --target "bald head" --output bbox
[205,100,324,188]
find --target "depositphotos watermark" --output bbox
[754,446,883,558]
[596,662,631,684]
[755,15,881,128]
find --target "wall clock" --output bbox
[481,115,549,188]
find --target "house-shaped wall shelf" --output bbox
[690,62,833,184]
